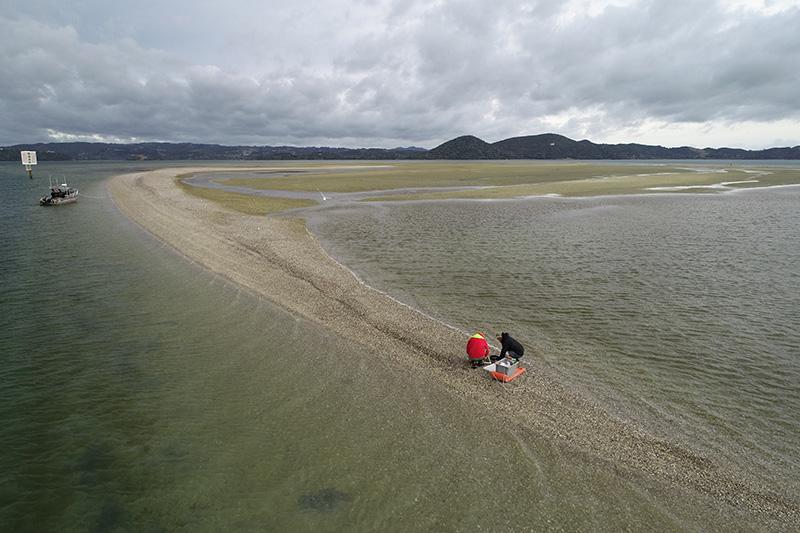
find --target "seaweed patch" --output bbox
[297,488,353,512]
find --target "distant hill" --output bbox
[429,134,800,160]
[426,135,509,159]
[1,136,799,161]
[493,134,604,159]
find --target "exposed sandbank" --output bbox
[108,167,798,528]
[188,161,800,203]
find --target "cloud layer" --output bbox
[1,0,799,148]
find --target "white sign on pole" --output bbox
[21,151,38,166]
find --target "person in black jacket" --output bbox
[490,332,524,362]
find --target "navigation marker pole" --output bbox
[21,151,37,179]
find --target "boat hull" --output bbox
[40,195,78,206]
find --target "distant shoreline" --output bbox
[5,132,800,162]
[108,166,798,528]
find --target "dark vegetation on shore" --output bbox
[2,133,799,161]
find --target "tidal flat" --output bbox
[176,174,317,214]
[211,161,800,201]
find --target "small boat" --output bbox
[40,180,78,206]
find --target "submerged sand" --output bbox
[109,167,797,528]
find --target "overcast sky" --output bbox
[1,0,799,149]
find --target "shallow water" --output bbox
[2,161,794,530]
[310,187,800,498]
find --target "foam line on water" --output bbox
[720,180,760,186]
[304,225,468,337]
[726,182,800,193]
[645,179,759,191]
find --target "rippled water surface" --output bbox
[311,187,800,494]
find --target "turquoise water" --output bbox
[311,186,800,496]
[0,161,793,531]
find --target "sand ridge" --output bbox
[108,167,797,528]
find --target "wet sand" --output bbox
[109,167,797,528]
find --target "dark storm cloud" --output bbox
[1,0,798,148]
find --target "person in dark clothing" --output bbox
[490,332,524,362]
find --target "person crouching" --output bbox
[466,332,490,367]
[491,332,524,362]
